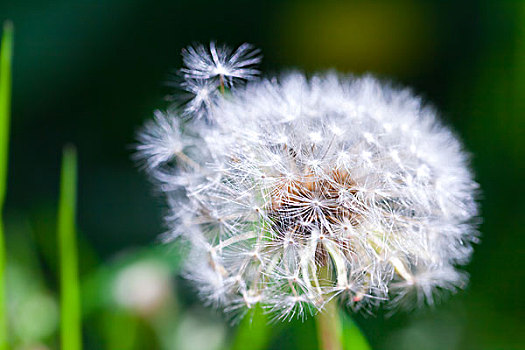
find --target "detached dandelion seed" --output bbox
[176,42,261,120]
[136,43,479,322]
[181,42,262,89]
[179,79,218,119]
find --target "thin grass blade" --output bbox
[0,20,14,350]
[58,145,82,350]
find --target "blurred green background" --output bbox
[0,0,524,349]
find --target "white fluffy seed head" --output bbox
[136,44,479,320]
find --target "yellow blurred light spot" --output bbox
[278,0,437,76]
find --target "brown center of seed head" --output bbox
[268,169,360,264]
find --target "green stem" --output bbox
[58,145,82,350]
[315,263,343,350]
[316,297,343,350]
[219,75,225,94]
[0,20,13,350]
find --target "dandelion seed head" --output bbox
[137,45,479,320]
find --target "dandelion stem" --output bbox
[175,151,201,171]
[219,75,225,94]
[58,145,82,350]
[316,263,371,350]
[315,265,342,350]
[0,20,13,350]
[315,296,342,350]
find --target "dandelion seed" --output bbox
[180,78,218,119]
[181,42,262,87]
[135,110,183,170]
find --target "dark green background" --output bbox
[1,0,523,349]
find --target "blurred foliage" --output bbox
[0,0,523,349]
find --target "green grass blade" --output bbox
[58,145,82,350]
[340,311,371,350]
[230,306,270,350]
[0,20,13,350]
